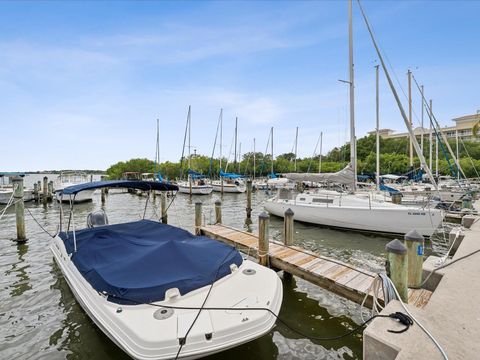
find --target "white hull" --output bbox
[0,189,34,204]
[51,236,282,360]
[55,189,96,203]
[177,183,213,195]
[212,182,246,193]
[265,193,443,237]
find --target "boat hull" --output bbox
[55,189,96,203]
[264,199,443,237]
[177,184,213,195]
[0,189,34,204]
[212,182,246,193]
[50,235,282,360]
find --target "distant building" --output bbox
[368,112,480,142]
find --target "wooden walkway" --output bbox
[200,223,432,309]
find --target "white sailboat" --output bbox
[177,106,213,195]
[212,116,246,193]
[265,1,444,237]
[52,180,282,360]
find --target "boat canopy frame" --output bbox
[59,180,179,253]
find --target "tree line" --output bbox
[106,135,480,179]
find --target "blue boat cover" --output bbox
[219,171,243,179]
[62,180,178,195]
[59,220,242,304]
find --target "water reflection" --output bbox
[8,242,32,297]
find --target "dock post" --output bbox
[195,202,202,235]
[386,239,408,302]
[13,177,27,242]
[258,212,270,267]
[404,229,424,288]
[214,199,222,224]
[161,192,168,224]
[48,181,53,201]
[246,179,252,218]
[42,176,48,204]
[284,208,294,246]
[33,183,39,201]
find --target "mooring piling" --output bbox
[404,229,424,288]
[161,192,168,224]
[33,183,39,201]
[194,202,202,235]
[48,181,53,201]
[13,177,27,242]
[283,208,294,246]
[386,239,408,302]
[42,176,48,204]
[214,199,222,224]
[246,179,252,218]
[258,212,270,267]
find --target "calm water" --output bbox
[0,174,450,360]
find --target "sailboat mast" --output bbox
[294,126,298,172]
[220,109,223,171]
[271,127,274,175]
[253,138,256,180]
[238,142,241,173]
[408,69,413,167]
[429,99,433,172]
[420,84,424,156]
[456,129,459,180]
[319,132,323,173]
[348,0,356,191]
[188,105,191,170]
[155,118,159,174]
[375,64,380,190]
[234,117,238,170]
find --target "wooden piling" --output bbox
[42,176,48,203]
[284,208,294,246]
[405,229,424,288]
[214,199,222,224]
[258,212,270,267]
[13,177,27,242]
[33,183,39,201]
[194,202,202,235]
[246,179,252,218]
[48,181,53,200]
[386,239,408,302]
[161,192,168,224]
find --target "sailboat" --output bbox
[177,106,213,195]
[212,117,246,193]
[51,180,282,359]
[264,0,444,237]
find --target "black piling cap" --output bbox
[404,229,424,243]
[215,199,221,205]
[386,239,407,254]
[259,211,269,219]
[284,208,294,216]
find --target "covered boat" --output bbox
[51,180,282,359]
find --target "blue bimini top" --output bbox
[59,220,243,305]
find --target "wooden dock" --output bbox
[200,223,432,309]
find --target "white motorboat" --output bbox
[54,171,96,202]
[212,179,246,193]
[0,174,34,204]
[51,180,282,360]
[265,188,443,237]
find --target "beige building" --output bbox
[368,112,480,141]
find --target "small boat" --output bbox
[212,178,246,193]
[177,170,213,195]
[51,180,282,359]
[54,171,96,202]
[0,173,34,204]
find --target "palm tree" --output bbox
[472,110,480,138]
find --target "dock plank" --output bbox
[200,224,430,310]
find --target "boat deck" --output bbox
[200,223,432,309]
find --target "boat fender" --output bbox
[229,263,239,273]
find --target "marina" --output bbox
[2,0,480,359]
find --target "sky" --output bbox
[1,0,479,171]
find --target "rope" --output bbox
[25,207,57,238]
[0,184,18,220]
